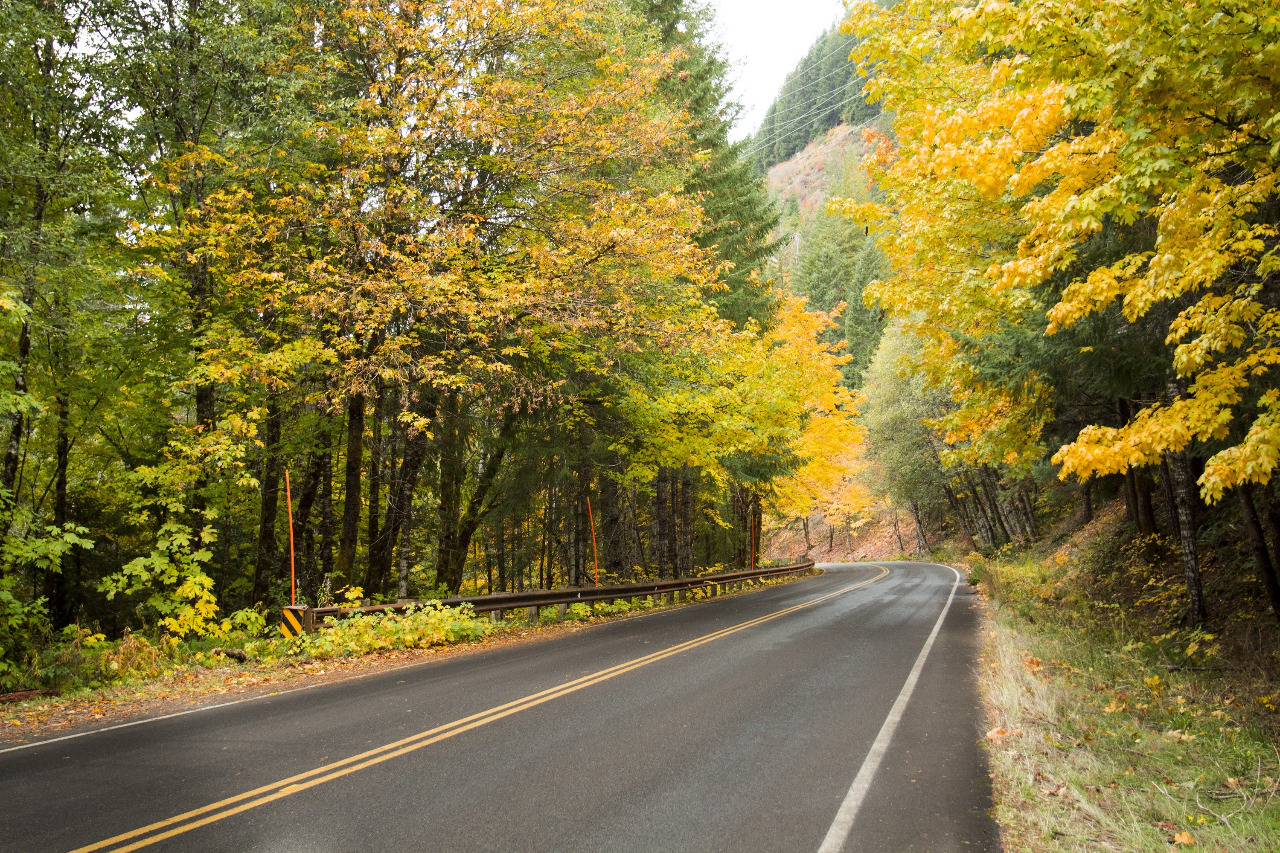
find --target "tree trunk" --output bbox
[335,393,366,588]
[1081,479,1093,524]
[370,431,427,595]
[252,401,283,604]
[294,445,325,603]
[435,396,465,593]
[891,509,905,553]
[1123,468,1140,526]
[1135,467,1157,537]
[1256,485,1280,594]
[1167,448,1207,627]
[319,448,334,586]
[435,404,513,594]
[677,469,694,578]
[43,391,72,626]
[653,470,673,578]
[601,473,624,580]
[731,486,751,568]
[1159,460,1183,543]
[1235,485,1280,625]
[961,470,999,546]
[980,468,1012,544]
[363,387,384,593]
[751,494,762,568]
[1,272,37,551]
[1118,400,1137,525]
[940,481,978,550]
[188,258,216,525]
[396,499,414,601]
[1018,481,1038,541]
[909,501,927,556]
[495,518,507,593]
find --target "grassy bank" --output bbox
[971,506,1280,851]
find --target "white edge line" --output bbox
[816,563,963,853]
[0,567,834,757]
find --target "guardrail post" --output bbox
[281,605,312,638]
[525,606,538,621]
[557,603,567,617]
[491,609,503,621]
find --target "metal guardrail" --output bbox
[281,560,817,635]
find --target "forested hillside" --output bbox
[0,0,867,683]
[749,25,880,173]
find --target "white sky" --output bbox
[703,0,850,139]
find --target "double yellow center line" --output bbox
[72,565,889,853]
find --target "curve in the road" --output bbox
[69,566,891,853]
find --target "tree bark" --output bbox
[1135,467,1157,537]
[252,401,283,604]
[1159,459,1183,543]
[319,448,334,585]
[1235,484,1280,625]
[396,499,414,601]
[979,468,1012,544]
[335,393,366,588]
[961,470,998,546]
[363,387,384,593]
[43,391,72,626]
[293,444,325,602]
[940,481,979,550]
[653,470,673,578]
[1123,468,1140,526]
[909,501,928,555]
[1018,481,1038,541]
[677,469,695,578]
[601,473,625,580]
[747,491,757,563]
[1167,448,1207,627]
[435,408,511,594]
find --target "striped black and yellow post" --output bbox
[281,605,311,638]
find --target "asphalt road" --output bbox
[0,562,999,852]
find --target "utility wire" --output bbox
[739,91,867,161]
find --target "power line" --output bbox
[739,90,866,161]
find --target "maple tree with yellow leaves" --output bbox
[838,0,1280,624]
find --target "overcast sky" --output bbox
[703,0,850,139]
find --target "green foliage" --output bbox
[860,325,950,511]
[278,604,490,660]
[0,576,49,691]
[101,520,220,638]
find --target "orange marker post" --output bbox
[285,469,297,606]
[587,496,600,586]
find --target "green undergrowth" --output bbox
[2,573,801,699]
[971,507,1280,851]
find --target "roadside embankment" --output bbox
[970,506,1280,851]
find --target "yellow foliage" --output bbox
[841,0,1280,501]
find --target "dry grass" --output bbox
[974,508,1280,851]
